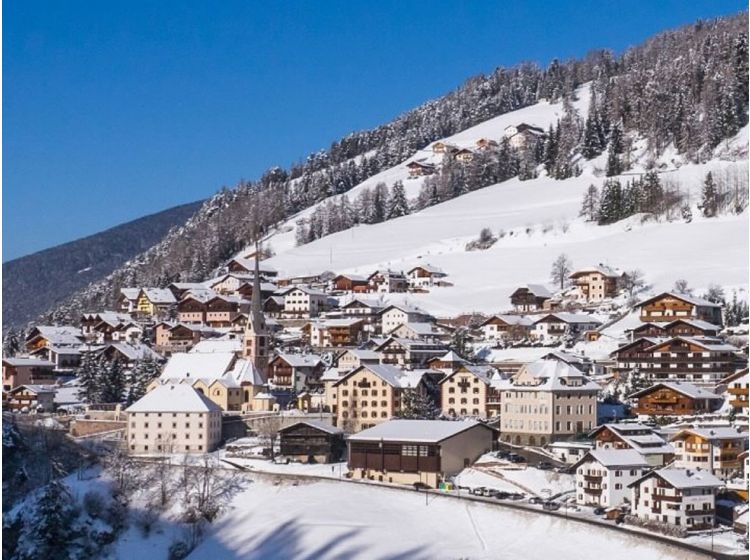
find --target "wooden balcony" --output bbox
[685,509,714,517]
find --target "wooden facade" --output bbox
[631,384,722,416]
[279,422,345,463]
[639,293,723,325]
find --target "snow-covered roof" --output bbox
[636,468,723,490]
[103,342,163,362]
[585,449,650,468]
[511,359,600,393]
[521,284,551,298]
[190,339,242,354]
[569,265,620,278]
[639,292,722,309]
[120,288,140,300]
[534,312,602,325]
[10,384,56,394]
[29,326,82,346]
[333,273,367,281]
[275,352,321,368]
[430,350,468,364]
[629,381,723,401]
[281,285,328,297]
[141,288,177,304]
[645,336,739,353]
[407,264,446,275]
[126,383,222,413]
[379,303,431,316]
[670,426,745,441]
[281,419,343,435]
[2,357,56,367]
[349,419,492,443]
[481,314,534,327]
[160,352,236,381]
[340,348,381,361]
[391,322,439,336]
[181,288,218,303]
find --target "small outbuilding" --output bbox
[279,420,345,464]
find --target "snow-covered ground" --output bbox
[188,478,714,560]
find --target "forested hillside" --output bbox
[39,13,748,324]
[3,201,203,328]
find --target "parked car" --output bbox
[493,491,511,500]
[495,450,510,459]
[542,501,561,511]
[507,493,525,501]
[508,454,526,464]
[482,488,500,498]
[470,487,486,496]
[536,461,554,470]
[528,496,544,505]
[413,482,430,491]
[593,507,606,516]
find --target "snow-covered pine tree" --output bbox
[605,124,623,177]
[126,356,160,405]
[699,171,719,217]
[99,359,126,404]
[76,352,103,405]
[386,180,410,219]
[579,184,600,221]
[597,179,624,224]
[16,479,75,560]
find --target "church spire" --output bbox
[243,238,269,381]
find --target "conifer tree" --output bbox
[386,180,410,219]
[579,184,600,221]
[99,359,126,404]
[597,179,624,224]
[76,352,103,404]
[700,171,719,217]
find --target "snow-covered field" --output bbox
[256,87,748,318]
[188,478,712,560]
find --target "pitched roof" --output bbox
[638,292,722,309]
[348,419,493,443]
[141,288,176,304]
[407,264,445,275]
[534,312,602,325]
[569,265,620,278]
[2,358,56,367]
[160,352,236,381]
[126,383,222,413]
[584,449,650,468]
[480,314,534,327]
[628,382,723,401]
[670,426,745,442]
[510,359,601,393]
[120,288,140,300]
[631,468,723,490]
[274,352,322,368]
[518,284,551,298]
[280,419,343,435]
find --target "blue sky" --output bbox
[3,1,745,260]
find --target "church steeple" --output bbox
[243,240,269,381]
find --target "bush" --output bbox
[168,540,191,560]
[83,491,106,519]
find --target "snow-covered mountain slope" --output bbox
[258,88,748,317]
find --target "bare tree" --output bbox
[102,447,142,499]
[550,254,573,290]
[620,269,647,299]
[673,279,692,295]
[255,416,284,460]
[180,455,244,523]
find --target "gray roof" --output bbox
[2,357,56,367]
[670,426,745,441]
[348,419,491,443]
[126,383,222,413]
[585,449,650,468]
[281,419,342,435]
[643,468,723,490]
[629,382,723,401]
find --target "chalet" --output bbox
[94,320,143,344]
[453,148,474,163]
[168,282,210,300]
[118,288,140,314]
[569,266,620,303]
[406,161,437,178]
[475,138,499,150]
[630,319,721,339]
[226,257,278,277]
[589,423,675,466]
[670,427,746,480]
[504,123,545,150]
[305,318,364,348]
[574,449,650,508]
[263,295,286,317]
[629,468,723,531]
[500,359,600,446]
[540,351,597,375]
[279,420,345,464]
[347,419,495,487]
[280,286,329,318]
[431,141,456,154]
[547,441,594,464]
[268,353,324,392]
[376,337,446,368]
[97,342,163,368]
[628,382,724,416]
[387,322,447,343]
[336,348,381,372]
[205,295,246,327]
[480,315,533,341]
[531,313,602,342]
[425,350,468,374]
[177,292,212,323]
[339,298,385,330]
[368,270,408,293]
[154,322,220,355]
[331,364,436,431]
[30,345,81,371]
[612,336,743,386]
[2,358,56,391]
[379,304,433,333]
[406,264,448,290]
[638,292,723,326]
[6,385,56,412]
[25,325,82,353]
[440,364,504,419]
[236,280,278,301]
[80,311,132,339]
[510,284,551,312]
[136,288,177,317]
[723,369,749,414]
[126,383,223,455]
[330,273,369,292]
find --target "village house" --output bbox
[262,295,286,317]
[425,350,469,374]
[406,264,448,290]
[504,123,546,150]
[5,384,56,412]
[629,319,721,339]
[336,348,381,372]
[167,281,210,301]
[126,383,223,455]
[431,141,457,154]
[80,312,133,340]
[205,295,246,327]
[278,420,345,464]
[629,468,723,531]
[330,273,369,292]
[547,440,594,465]
[331,364,436,432]
[305,318,365,348]
[611,336,743,386]
[722,368,749,414]
[379,304,434,333]
[453,148,475,163]
[589,423,675,466]
[280,286,329,318]
[480,315,533,341]
[475,138,499,150]
[177,291,212,323]
[96,342,163,369]
[386,322,448,343]
[268,353,324,392]
[638,292,723,326]
[628,382,724,417]
[154,322,220,355]
[368,270,408,293]
[500,358,600,446]
[670,427,747,480]
[376,337,447,368]
[226,257,277,278]
[569,266,621,303]
[135,288,177,317]
[510,284,552,312]
[118,288,141,314]
[574,449,650,508]
[347,419,496,487]
[2,357,57,391]
[531,313,602,342]
[406,161,437,178]
[25,326,84,370]
[440,364,504,419]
